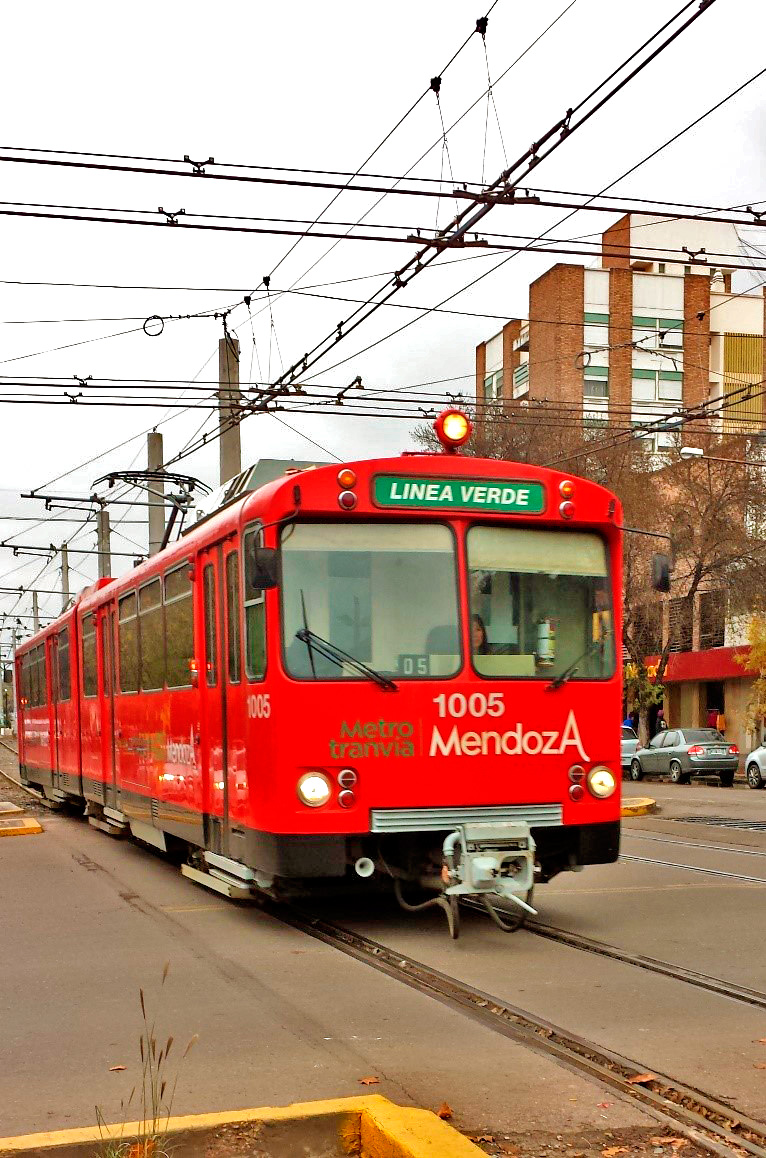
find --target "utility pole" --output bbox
[147,431,165,556]
[97,510,111,579]
[61,543,70,612]
[32,590,39,633]
[218,329,241,486]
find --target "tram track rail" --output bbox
[273,903,766,1158]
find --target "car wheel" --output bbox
[719,771,735,788]
[669,760,688,785]
[746,763,765,790]
[630,759,644,782]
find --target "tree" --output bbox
[418,408,766,738]
[736,614,766,736]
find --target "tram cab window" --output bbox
[225,550,242,683]
[119,593,139,693]
[467,527,614,681]
[139,579,164,691]
[57,628,71,701]
[243,528,266,680]
[280,522,460,680]
[203,564,218,686]
[164,566,193,688]
[82,615,98,697]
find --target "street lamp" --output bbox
[679,446,766,467]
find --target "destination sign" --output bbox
[373,475,545,513]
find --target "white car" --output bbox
[621,725,639,771]
[744,742,766,790]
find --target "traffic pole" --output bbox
[97,510,112,579]
[61,542,70,612]
[147,431,165,556]
[32,590,39,633]
[218,332,241,485]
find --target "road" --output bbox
[2,747,765,1156]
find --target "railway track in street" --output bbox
[273,902,766,1158]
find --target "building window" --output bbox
[658,263,666,274]
[632,369,683,404]
[669,599,693,653]
[632,316,683,351]
[483,371,503,402]
[699,590,725,650]
[512,362,529,398]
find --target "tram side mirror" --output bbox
[651,552,671,593]
[247,543,280,590]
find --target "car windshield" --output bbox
[280,522,460,680]
[466,527,614,680]
[683,729,725,743]
[621,727,637,740]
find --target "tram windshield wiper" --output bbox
[295,627,398,692]
[546,632,612,691]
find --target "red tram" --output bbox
[16,411,626,936]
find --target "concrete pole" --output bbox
[32,591,39,633]
[147,431,165,556]
[218,335,241,485]
[61,543,70,613]
[97,509,112,579]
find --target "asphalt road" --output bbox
[2,750,765,1152]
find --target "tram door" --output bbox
[99,606,118,809]
[50,634,62,792]
[198,547,228,855]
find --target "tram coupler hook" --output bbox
[442,821,537,919]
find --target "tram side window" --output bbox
[139,579,164,691]
[243,527,266,680]
[119,593,139,693]
[203,564,217,686]
[225,551,241,683]
[82,615,98,697]
[164,566,193,688]
[57,628,71,701]
[20,654,29,706]
[38,645,49,705]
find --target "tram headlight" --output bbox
[587,765,616,799]
[297,772,332,807]
[433,408,473,452]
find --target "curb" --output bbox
[621,797,657,817]
[0,1095,483,1157]
[0,816,43,838]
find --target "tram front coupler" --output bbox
[441,822,538,934]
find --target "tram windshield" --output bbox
[281,522,460,679]
[467,527,614,681]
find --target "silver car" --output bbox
[621,725,639,771]
[629,728,739,787]
[744,742,766,790]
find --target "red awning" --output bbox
[644,645,751,683]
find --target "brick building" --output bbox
[475,215,766,752]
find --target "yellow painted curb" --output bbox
[0,1095,483,1157]
[0,816,43,837]
[621,797,657,817]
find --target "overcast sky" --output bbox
[1,0,765,639]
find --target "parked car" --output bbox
[744,742,766,789]
[621,725,639,772]
[629,728,739,787]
